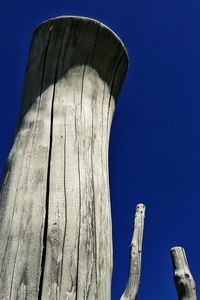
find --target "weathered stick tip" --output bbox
[171,246,184,252]
[135,204,146,218]
[170,246,197,300]
[136,203,145,211]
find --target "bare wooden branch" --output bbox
[120,203,146,300]
[171,247,197,300]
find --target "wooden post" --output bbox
[120,204,146,300]
[0,17,128,299]
[171,247,197,300]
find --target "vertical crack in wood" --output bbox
[89,26,100,299]
[75,144,81,300]
[75,26,101,298]
[90,81,97,299]
[80,64,87,116]
[60,112,67,285]
[38,25,65,299]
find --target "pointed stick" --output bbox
[171,247,197,300]
[120,203,146,300]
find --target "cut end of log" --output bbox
[34,15,128,61]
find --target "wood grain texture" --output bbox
[0,17,128,299]
[171,247,197,300]
[120,204,145,300]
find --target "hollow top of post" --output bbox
[34,16,128,59]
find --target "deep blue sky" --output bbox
[1,0,200,299]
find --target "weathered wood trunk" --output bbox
[171,247,197,300]
[0,16,128,299]
[120,204,145,300]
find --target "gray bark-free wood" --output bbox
[171,247,197,300]
[120,204,145,300]
[0,16,128,299]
